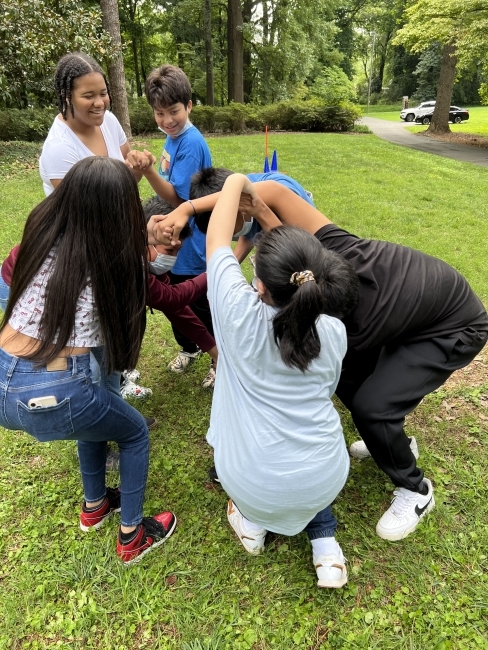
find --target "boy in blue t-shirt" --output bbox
[133,64,214,387]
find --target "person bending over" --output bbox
[204,173,358,588]
[0,157,176,564]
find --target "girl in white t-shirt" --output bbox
[38,52,154,406]
[204,174,358,588]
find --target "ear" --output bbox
[187,100,193,113]
[255,278,267,298]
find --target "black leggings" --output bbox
[337,328,487,491]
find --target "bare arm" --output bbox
[142,165,182,207]
[207,174,258,261]
[233,236,254,263]
[251,181,331,234]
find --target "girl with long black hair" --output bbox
[0,157,175,564]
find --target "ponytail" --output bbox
[255,226,358,372]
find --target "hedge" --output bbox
[0,99,361,141]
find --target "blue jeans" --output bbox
[0,348,149,526]
[303,505,337,540]
[0,270,9,313]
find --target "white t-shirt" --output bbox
[206,247,350,535]
[39,111,127,196]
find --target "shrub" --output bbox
[0,107,56,141]
[0,99,362,141]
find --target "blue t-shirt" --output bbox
[159,123,212,275]
[244,172,314,243]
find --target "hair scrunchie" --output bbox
[290,270,315,286]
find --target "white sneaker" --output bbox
[314,549,348,589]
[349,436,419,460]
[167,350,201,374]
[201,365,216,389]
[376,478,435,541]
[227,499,267,555]
[120,379,153,400]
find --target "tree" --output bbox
[0,0,114,107]
[204,0,214,105]
[227,0,244,103]
[100,0,132,137]
[395,0,488,133]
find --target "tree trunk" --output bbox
[204,0,215,105]
[100,0,132,137]
[227,0,244,103]
[242,0,253,102]
[427,43,457,135]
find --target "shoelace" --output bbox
[389,488,419,516]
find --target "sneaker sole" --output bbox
[350,438,419,461]
[80,506,121,532]
[376,496,435,541]
[317,568,348,589]
[121,516,177,566]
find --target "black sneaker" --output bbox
[145,416,157,430]
[208,466,220,483]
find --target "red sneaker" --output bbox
[79,487,121,532]
[117,512,176,565]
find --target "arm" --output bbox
[206,174,259,261]
[250,181,331,234]
[147,272,208,313]
[142,165,182,207]
[233,236,254,263]
[151,194,223,245]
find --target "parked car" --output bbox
[400,101,436,122]
[414,106,469,125]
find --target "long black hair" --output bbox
[55,52,111,120]
[255,226,358,372]
[2,157,148,373]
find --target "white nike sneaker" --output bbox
[227,499,267,555]
[349,436,419,460]
[376,478,435,541]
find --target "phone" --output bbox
[27,396,58,409]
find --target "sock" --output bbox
[417,481,429,496]
[83,496,107,512]
[119,526,139,544]
[311,536,341,559]
[241,515,264,532]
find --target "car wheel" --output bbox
[405,114,414,122]
[422,116,431,125]
[453,116,462,124]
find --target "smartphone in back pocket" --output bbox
[27,396,58,409]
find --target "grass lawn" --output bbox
[0,133,487,649]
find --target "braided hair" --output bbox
[55,52,111,120]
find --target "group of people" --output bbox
[0,52,486,586]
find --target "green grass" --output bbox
[0,134,488,649]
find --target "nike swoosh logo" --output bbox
[415,498,432,517]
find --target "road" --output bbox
[359,116,488,167]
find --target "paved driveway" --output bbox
[360,116,488,167]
